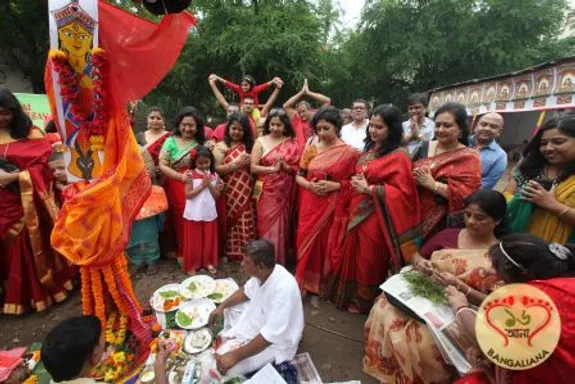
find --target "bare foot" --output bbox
[186,270,196,276]
[207,265,217,275]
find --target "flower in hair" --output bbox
[190,148,197,160]
[549,243,571,261]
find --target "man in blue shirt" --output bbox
[469,112,507,190]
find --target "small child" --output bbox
[47,150,68,207]
[211,74,283,122]
[183,146,224,275]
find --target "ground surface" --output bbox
[0,259,378,383]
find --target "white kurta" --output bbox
[218,265,304,375]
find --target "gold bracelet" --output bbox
[559,206,570,219]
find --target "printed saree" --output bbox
[364,245,500,384]
[326,150,421,312]
[159,136,197,263]
[507,175,575,244]
[414,146,481,241]
[255,138,300,265]
[0,130,73,314]
[213,142,256,261]
[295,143,360,294]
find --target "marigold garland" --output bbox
[22,375,38,384]
[90,269,106,326]
[103,265,128,314]
[80,267,93,315]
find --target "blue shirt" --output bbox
[469,136,507,190]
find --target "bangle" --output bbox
[558,206,570,219]
[455,306,471,316]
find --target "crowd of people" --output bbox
[2,70,575,382]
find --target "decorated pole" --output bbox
[45,0,195,379]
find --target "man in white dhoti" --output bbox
[209,239,304,376]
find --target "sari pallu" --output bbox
[215,143,256,261]
[137,131,171,166]
[364,249,500,384]
[507,175,575,244]
[0,135,73,314]
[159,137,196,263]
[256,139,300,265]
[414,147,481,240]
[327,150,421,312]
[295,143,360,294]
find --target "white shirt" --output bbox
[183,170,218,221]
[221,265,304,363]
[402,117,435,157]
[341,120,369,150]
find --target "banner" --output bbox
[14,93,51,128]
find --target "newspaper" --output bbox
[381,274,472,374]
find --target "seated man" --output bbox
[211,239,304,376]
[42,315,170,384]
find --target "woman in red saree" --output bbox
[159,107,207,265]
[0,89,73,314]
[443,234,575,384]
[251,108,300,265]
[326,105,421,313]
[413,102,481,242]
[213,112,257,261]
[295,107,360,294]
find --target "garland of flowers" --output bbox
[90,269,106,326]
[80,267,93,315]
[48,48,107,151]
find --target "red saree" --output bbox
[143,131,171,166]
[327,150,421,312]
[414,147,481,241]
[256,139,300,265]
[0,131,73,314]
[217,143,256,261]
[295,143,360,294]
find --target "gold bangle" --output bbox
[559,206,570,219]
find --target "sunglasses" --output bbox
[269,108,287,117]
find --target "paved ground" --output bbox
[0,259,378,383]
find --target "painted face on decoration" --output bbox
[315,119,337,143]
[58,21,93,59]
[368,114,389,145]
[147,111,164,131]
[229,121,245,143]
[434,112,461,147]
[179,116,197,139]
[540,128,575,166]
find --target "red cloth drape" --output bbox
[98,1,196,107]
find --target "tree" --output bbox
[328,0,575,109]
[0,1,50,93]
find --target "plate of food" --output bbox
[175,299,216,330]
[207,279,239,304]
[180,275,216,300]
[184,328,213,354]
[150,284,184,313]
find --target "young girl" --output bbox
[210,73,283,122]
[183,146,224,275]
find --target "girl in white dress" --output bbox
[183,146,224,275]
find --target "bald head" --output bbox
[475,112,504,145]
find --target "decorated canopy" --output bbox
[428,57,575,116]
